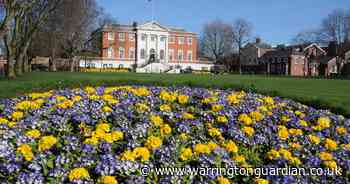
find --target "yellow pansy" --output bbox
[217,115,228,123]
[324,160,338,170]
[38,136,58,152]
[242,126,255,137]
[193,143,211,155]
[98,176,118,184]
[11,111,24,121]
[217,176,231,184]
[180,148,193,161]
[319,152,333,161]
[160,124,172,136]
[278,126,289,140]
[324,138,337,151]
[25,129,41,139]
[336,127,347,135]
[133,147,150,161]
[223,140,238,153]
[249,111,264,121]
[267,149,280,160]
[238,113,253,125]
[254,178,269,184]
[145,136,162,150]
[178,95,189,104]
[150,115,163,126]
[212,104,223,112]
[17,144,34,161]
[159,104,171,112]
[68,168,90,181]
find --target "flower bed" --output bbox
[0,86,349,183]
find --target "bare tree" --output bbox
[2,0,61,78]
[292,29,323,45]
[199,19,234,62]
[232,18,252,74]
[319,8,350,74]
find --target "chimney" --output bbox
[256,37,262,44]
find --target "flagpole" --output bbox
[152,0,155,22]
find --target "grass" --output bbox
[0,72,350,116]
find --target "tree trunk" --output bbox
[15,53,24,76]
[70,57,75,72]
[6,56,16,79]
[49,57,57,72]
[23,53,30,73]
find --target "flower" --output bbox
[25,129,41,139]
[208,127,222,137]
[183,112,195,120]
[267,149,280,160]
[249,111,264,121]
[150,115,163,126]
[319,152,333,161]
[145,136,162,150]
[178,95,189,104]
[98,176,118,184]
[212,104,223,112]
[193,143,211,155]
[242,126,255,137]
[217,115,228,123]
[233,155,246,164]
[324,160,338,170]
[38,136,58,151]
[324,138,337,151]
[160,104,171,112]
[180,148,193,161]
[217,176,231,184]
[68,168,90,181]
[223,140,238,153]
[160,124,172,136]
[313,117,331,131]
[17,144,34,161]
[254,178,269,184]
[308,135,321,144]
[278,126,289,140]
[11,111,24,121]
[111,131,124,141]
[238,114,253,125]
[97,123,111,133]
[133,147,150,161]
[336,127,347,135]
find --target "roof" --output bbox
[262,49,304,58]
[245,42,272,49]
[319,56,336,64]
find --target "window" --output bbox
[178,37,185,44]
[169,36,175,43]
[160,50,165,60]
[103,64,108,68]
[169,49,174,60]
[129,34,135,41]
[129,48,135,59]
[119,47,125,58]
[188,37,193,45]
[107,47,113,58]
[119,33,125,41]
[109,64,113,68]
[141,49,146,59]
[160,36,166,42]
[178,50,183,61]
[151,35,156,42]
[108,32,114,41]
[118,64,124,68]
[188,51,193,61]
[141,34,147,41]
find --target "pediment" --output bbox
[138,21,169,32]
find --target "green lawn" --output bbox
[1,72,350,116]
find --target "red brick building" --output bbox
[81,21,214,73]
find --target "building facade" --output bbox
[241,40,339,77]
[81,21,215,73]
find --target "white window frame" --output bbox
[188,51,193,61]
[129,34,135,42]
[119,33,125,41]
[169,49,174,61]
[178,50,183,61]
[160,49,165,60]
[140,49,146,59]
[129,48,135,59]
[119,47,125,58]
[169,36,175,44]
[108,32,114,41]
[178,37,185,45]
[141,34,147,41]
[151,35,156,42]
[107,47,113,58]
[188,37,193,45]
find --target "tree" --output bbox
[199,19,234,62]
[319,9,350,74]
[232,18,252,74]
[292,29,322,45]
[1,0,61,78]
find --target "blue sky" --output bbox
[98,0,349,45]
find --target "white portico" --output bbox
[136,21,169,67]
